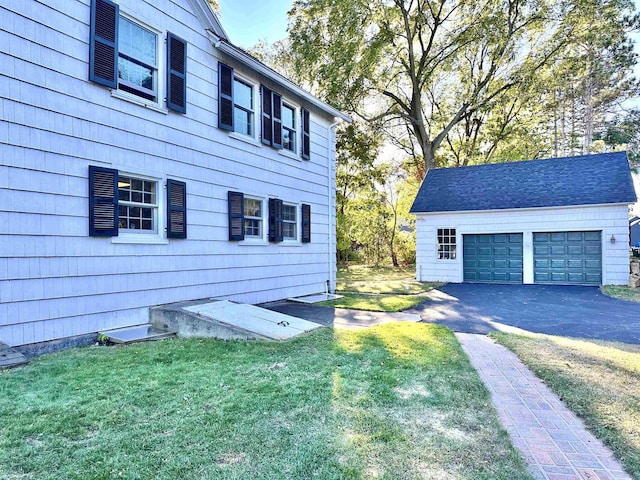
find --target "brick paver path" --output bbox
[456,333,631,480]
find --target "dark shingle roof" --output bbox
[410,152,637,213]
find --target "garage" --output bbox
[410,152,636,285]
[533,231,602,285]
[463,234,523,283]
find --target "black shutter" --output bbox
[89,165,118,237]
[301,203,311,243]
[272,92,283,149]
[301,108,310,160]
[167,179,187,239]
[218,62,234,131]
[261,85,272,146]
[166,33,187,113]
[89,0,119,88]
[268,198,283,242]
[228,191,245,241]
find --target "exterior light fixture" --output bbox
[610,235,616,244]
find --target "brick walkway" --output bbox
[456,333,631,480]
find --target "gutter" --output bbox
[327,119,342,293]
[208,32,351,123]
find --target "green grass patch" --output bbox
[490,332,640,479]
[337,265,441,294]
[601,285,640,302]
[317,293,427,312]
[1,324,531,479]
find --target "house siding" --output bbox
[0,0,339,346]
[415,204,630,285]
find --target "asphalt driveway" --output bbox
[266,284,640,344]
[406,283,640,344]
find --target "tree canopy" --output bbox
[288,0,639,172]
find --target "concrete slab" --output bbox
[99,324,176,344]
[183,300,321,340]
[288,293,344,304]
[0,342,29,369]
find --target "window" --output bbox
[282,104,296,152]
[228,193,309,244]
[117,17,157,101]
[301,108,311,160]
[437,228,456,259]
[118,175,157,232]
[89,0,187,112]
[244,197,263,238]
[234,78,254,136]
[88,166,187,240]
[283,204,297,240]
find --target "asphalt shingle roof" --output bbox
[410,152,637,213]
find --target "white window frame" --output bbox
[111,11,165,112]
[241,195,266,243]
[282,202,298,242]
[229,73,258,142]
[111,171,168,245]
[281,102,298,153]
[437,228,457,260]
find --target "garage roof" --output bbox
[410,151,637,213]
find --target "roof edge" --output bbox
[185,0,229,41]
[410,202,634,216]
[209,33,352,123]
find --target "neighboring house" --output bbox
[0,0,349,348]
[631,216,640,246]
[410,152,637,285]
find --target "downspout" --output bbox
[327,118,341,293]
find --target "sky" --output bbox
[217,0,293,48]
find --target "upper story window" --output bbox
[89,0,188,113]
[117,17,158,101]
[233,78,254,137]
[282,104,297,153]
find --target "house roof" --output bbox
[410,151,637,214]
[186,0,351,123]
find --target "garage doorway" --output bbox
[533,231,602,285]
[463,233,523,283]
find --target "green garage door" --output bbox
[463,234,523,283]
[533,231,602,285]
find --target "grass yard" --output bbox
[336,265,440,295]
[1,324,531,480]
[601,285,640,303]
[491,332,640,479]
[317,293,426,312]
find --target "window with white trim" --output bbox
[282,203,297,240]
[118,175,158,233]
[437,228,456,259]
[233,77,254,137]
[117,16,158,101]
[244,197,263,238]
[282,103,297,153]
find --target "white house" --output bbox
[410,152,637,286]
[0,0,349,348]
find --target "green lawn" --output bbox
[491,332,640,479]
[336,265,440,295]
[601,285,640,302]
[317,293,426,312]
[1,324,531,480]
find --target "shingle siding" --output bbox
[0,0,340,347]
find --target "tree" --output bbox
[288,0,639,173]
[289,0,576,173]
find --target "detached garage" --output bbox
[410,152,637,286]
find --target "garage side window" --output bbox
[437,228,456,259]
